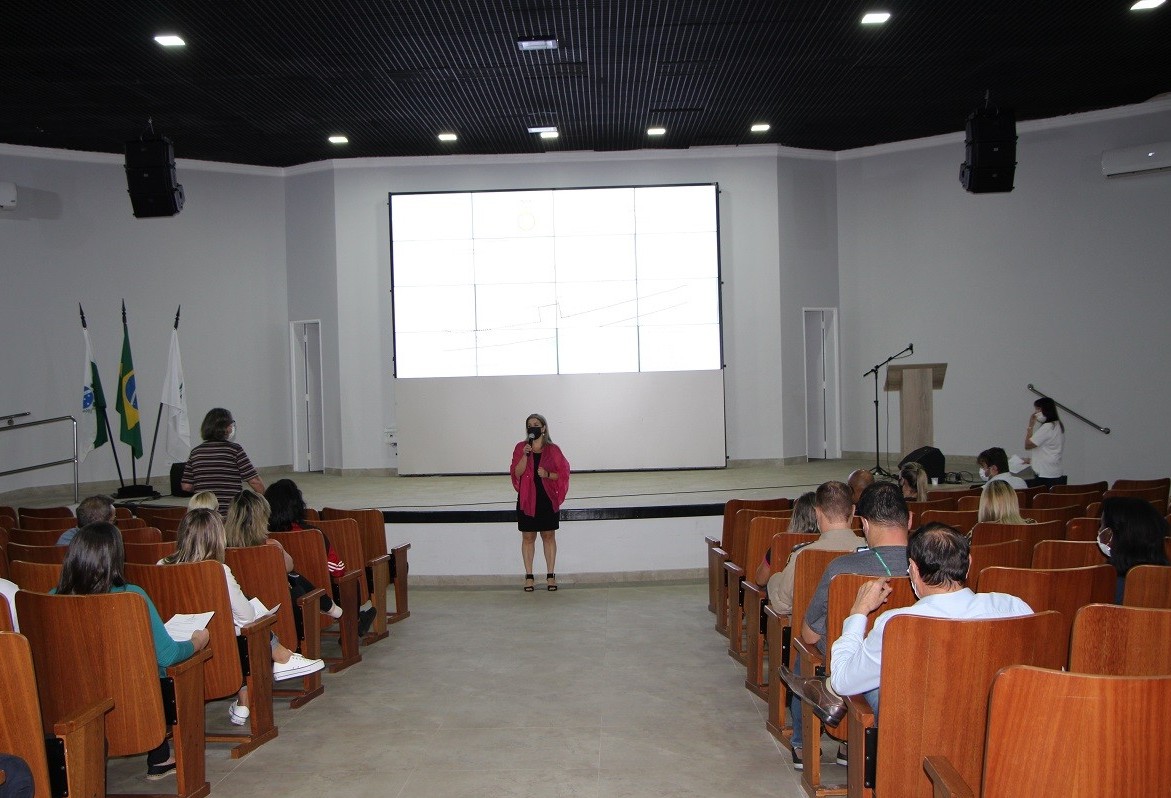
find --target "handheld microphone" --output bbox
[527,432,537,442]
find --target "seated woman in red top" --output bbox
[511,413,570,592]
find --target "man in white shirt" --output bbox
[976,447,1027,490]
[828,523,1033,717]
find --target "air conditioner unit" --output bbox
[1101,141,1171,178]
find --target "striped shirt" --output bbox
[182,440,259,515]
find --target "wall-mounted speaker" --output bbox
[125,136,184,217]
[960,109,1016,193]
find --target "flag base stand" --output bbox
[116,484,160,500]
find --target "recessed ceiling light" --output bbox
[539,131,559,140]
[438,132,458,142]
[1131,0,1165,9]
[517,37,559,51]
[154,34,185,47]
[527,126,557,134]
[751,123,771,133]
[647,127,666,136]
[861,12,891,24]
[328,135,349,144]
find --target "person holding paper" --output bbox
[164,509,325,726]
[53,521,210,780]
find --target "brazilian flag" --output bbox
[115,314,143,459]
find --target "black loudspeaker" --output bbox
[960,109,1016,193]
[125,136,184,217]
[170,462,193,497]
[899,446,946,483]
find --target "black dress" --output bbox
[517,451,560,531]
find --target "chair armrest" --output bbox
[166,646,212,678]
[331,570,362,588]
[365,553,391,569]
[239,612,278,638]
[704,536,720,548]
[52,696,114,736]
[53,696,114,798]
[793,637,824,671]
[924,755,975,798]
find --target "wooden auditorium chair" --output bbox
[270,528,362,672]
[925,666,1171,798]
[123,540,179,564]
[1064,516,1101,541]
[6,543,68,565]
[17,507,74,524]
[1031,539,1108,569]
[1013,485,1048,507]
[764,547,851,744]
[966,540,1030,592]
[13,516,74,532]
[727,512,795,664]
[304,517,383,645]
[1019,505,1082,525]
[322,506,411,627]
[954,494,979,512]
[126,561,278,758]
[1069,603,1171,675]
[1030,490,1098,514]
[977,564,1115,642]
[116,516,148,530]
[917,509,977,532]
[706,498,790,615]
[848,612,1066,798]
[9,528,71,546]
[120,526,163,544]
[968,519,1063,552]
[226,544,325,707]
[0,599,11,632]
[743,527,818,697]
[0,631,113,798]
[1103,487,1168,515]
[317,513,392,644]
[0,547,8,581]
[905,498,956,516]
[713,503,791,635]
[16,590,212,798]
[1049,480,1108,495]
[133,505,189,528]
[797,573,915,798]
[1122,564,1171,609]
[8,561,62,594]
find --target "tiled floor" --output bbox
[104,581,845,798]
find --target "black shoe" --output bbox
[524,573,535,592]
[546,572,558,591]
[778,665,847,727]
[145,761,176,781]
[791,747,803,771]
[835,743,848,766]
[357,607,377,636]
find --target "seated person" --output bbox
[977,480,1032,525]
[976,447,1027,489]
[163,509,325,727]
[188,490,219,511]
[759,482,862,615]
[53,522,210,779]
[847,470,875,504]
[824,523,1032,718]
[0,576,18,631]
[753,491,819,589]
[899,463,929,502]
[56,494,116,546]
[0,754,34,798]
[1098,497,1170,603]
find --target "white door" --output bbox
[804,308,841,460]
[290,321,325,472]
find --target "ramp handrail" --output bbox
[0,415,80,502]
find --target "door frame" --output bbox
[288,320,325,472]
[802,307,842,460]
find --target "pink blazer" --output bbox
[511,441,570,517]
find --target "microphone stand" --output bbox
[863,344,913,477]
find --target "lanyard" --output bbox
[872,548,893,577]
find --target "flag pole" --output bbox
[115,300,157,500]
[144,305,180,486]
[124,302,139,486]
[80,303,126,487]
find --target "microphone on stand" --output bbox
[909,342,914,355]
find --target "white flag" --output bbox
[160,329,190,460]
[80,328,109,462]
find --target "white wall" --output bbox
[836,102,1171,481]
[0,147,289,493]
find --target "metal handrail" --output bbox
[0,415,80,501]
[1027,385,1110,434]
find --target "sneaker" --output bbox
[358,607,377,636]
[145,761,176,780]
[273,652,326,681]
[228,701,250,726]
[326,602,344,619]
[836,744,848,766]
[791,747,803,771]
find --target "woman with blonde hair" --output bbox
[188,491,218,511]
[899,462,929,503]
[977,480,1032,525]
[164,508,324,726]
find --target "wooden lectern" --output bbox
[886,363,947,454]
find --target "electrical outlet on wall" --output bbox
[384,428,397,446]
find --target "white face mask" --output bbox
[1034,412,1045,423]
[1098,539,1111,559]
[978,468,987,480]
[228,423,237,441]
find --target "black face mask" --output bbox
[527,426,542,438]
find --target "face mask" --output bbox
[1098,540,1111,559]
[527,426,542,439]
[228,423,238,441]
[978,468,987,481]
[1034,412,1045,423]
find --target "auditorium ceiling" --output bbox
[3,1,1169,167]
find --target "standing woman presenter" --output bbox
[511,413,570,591]
[1024,396,1066,487]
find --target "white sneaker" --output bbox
[228,701,250,726]
[326,603,344,619]
[273,652,326,681]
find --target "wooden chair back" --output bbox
[1050,481,1108,495]
[9,528,70,546]
[0,547,7,581]
[714,506,792,635]
[116,516,147,530]
[972,667,1171,797]
[133,505,189,527]
[955,494,980,512]
[322,506,410,626]
[967,540,1030,591]
[906,498,957,515]
[970,520,1063,551]
[323,506,386,559]
[791,548,853,640]
[1111,477,1170,497]
[1031,491,1098,513]
[0,589,10,629]
[113,506,133,520]
[6,542,68,565]
[719,498,792,548]
[304,507,321,523]
[1019,505,1082,525]
[727,508,792,571]
[743,516,790,582]
[1031,539,1107,569]
[15,516,75,532]
[1085,501,1102,518]
[1123,564,1171,609]
[918,509,978,532]
[862,612,1067,798]
[307,518,369,605]
[768,532,822,577]
[825,573,914,672]
[1104,486,1170,512]
[0,631,113,798]
[1016,485,1048,507]
[978,564,1116,641]
[119,525,162,544]
[124,540,178,564]
[8,561,62,594]
[18,507,74,523]
[1065,516,1101,541]
[0,505,17,523]
[1070,603,1171,675]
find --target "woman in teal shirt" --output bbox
[55,522,210,779]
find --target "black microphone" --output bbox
[909,342,914,355]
